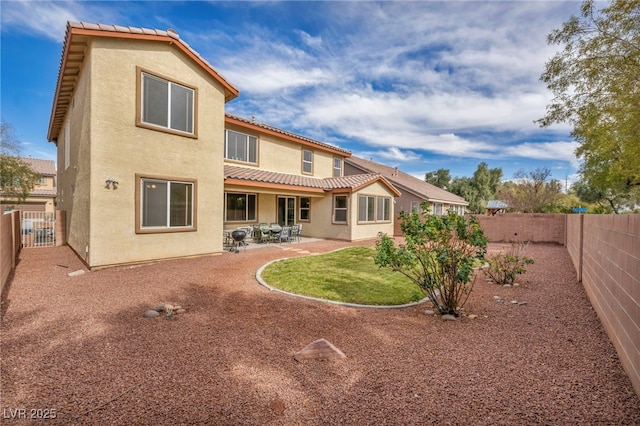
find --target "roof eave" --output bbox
[47,22,239,142]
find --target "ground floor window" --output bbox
[377,197,391,221]
[358,195,376,222]
[299,197,310,221]
[137,176,195,232]
[433,203,443,216]
[358,195,391,223]
[225,193,257,222]
[333,195,348,223]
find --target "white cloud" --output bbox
[503,141,580,166]
[0,0,126,42]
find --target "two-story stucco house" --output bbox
[1,157,57,212]
[222,113,399,240]
[47,22,399,269]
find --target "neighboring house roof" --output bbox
[225,113,352,157]
[224,165,401,196]
[48,21,239,142]
[21,158,56,176]
[345,157,467,205]
[487,200,509,209]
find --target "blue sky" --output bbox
[1,0,582,184]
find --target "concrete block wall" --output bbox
[565,214,583,281]
[473,214,566,244]
[577,214,640,396]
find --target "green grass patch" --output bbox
[260,247,423,305]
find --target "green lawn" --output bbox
[260,246,423,305]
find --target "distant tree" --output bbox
[538,0,640,205]
[497,167,563,213]
[447,163,503,214]
[424,168,451,189]
[1,120,41,205]
[570,179,635,214]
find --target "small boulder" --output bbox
[468,314,478,320]
[442,314,457,321]
[294,338,346,362]
[143,310,160,318]
[424,309,435,316]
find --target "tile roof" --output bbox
[345,156,467,205]
[21,158,56,175]
[48,21,239,142]
[225,113,351,156]
[224,165,400,195]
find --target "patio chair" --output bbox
[258,226,271,243]
[269,224,282,243]
[279,226,291,244]
[291,224,301,243]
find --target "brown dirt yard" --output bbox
[1,240,639,425]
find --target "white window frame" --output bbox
[333,195,348,224]
[377,197,391,222]
[302,149,313,175]
[299,197,311,222]
[225,192,257,222]
[138,69,196,136]
[433,203,443,216]
[410,201,420,212]
[225,130,258,164]
[358,195,391,223]
[138,176,195,232]
[333,158,343,177]
[358,195,376,223]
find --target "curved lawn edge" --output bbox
[255,249,431,309]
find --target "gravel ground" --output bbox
[1,240,639,425]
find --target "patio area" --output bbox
[1,241,639,424]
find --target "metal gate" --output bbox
[21,211,56,248]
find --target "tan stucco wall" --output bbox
[351,183,395,240]
[57,47,92,262]
[59,37,227,268]
[225,123,344,178]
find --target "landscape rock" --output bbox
[294,338,346,362]
[424,309,435,316]
[442,314,457,321]
[468,314,478,320]
[144,310,160,318]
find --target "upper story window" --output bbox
[226,130,258,164]
[38,177,46,186]
[302,149,313,175]
[137,69,196,136]
[333,158,343,177]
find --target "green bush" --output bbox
[484,241,534,285]
[375,208,488,317]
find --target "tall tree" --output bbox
[1,120,41,205]
[497,167,563,213]
[424,168,451,189]
[447,163,502,214]
[538,0,640,204]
